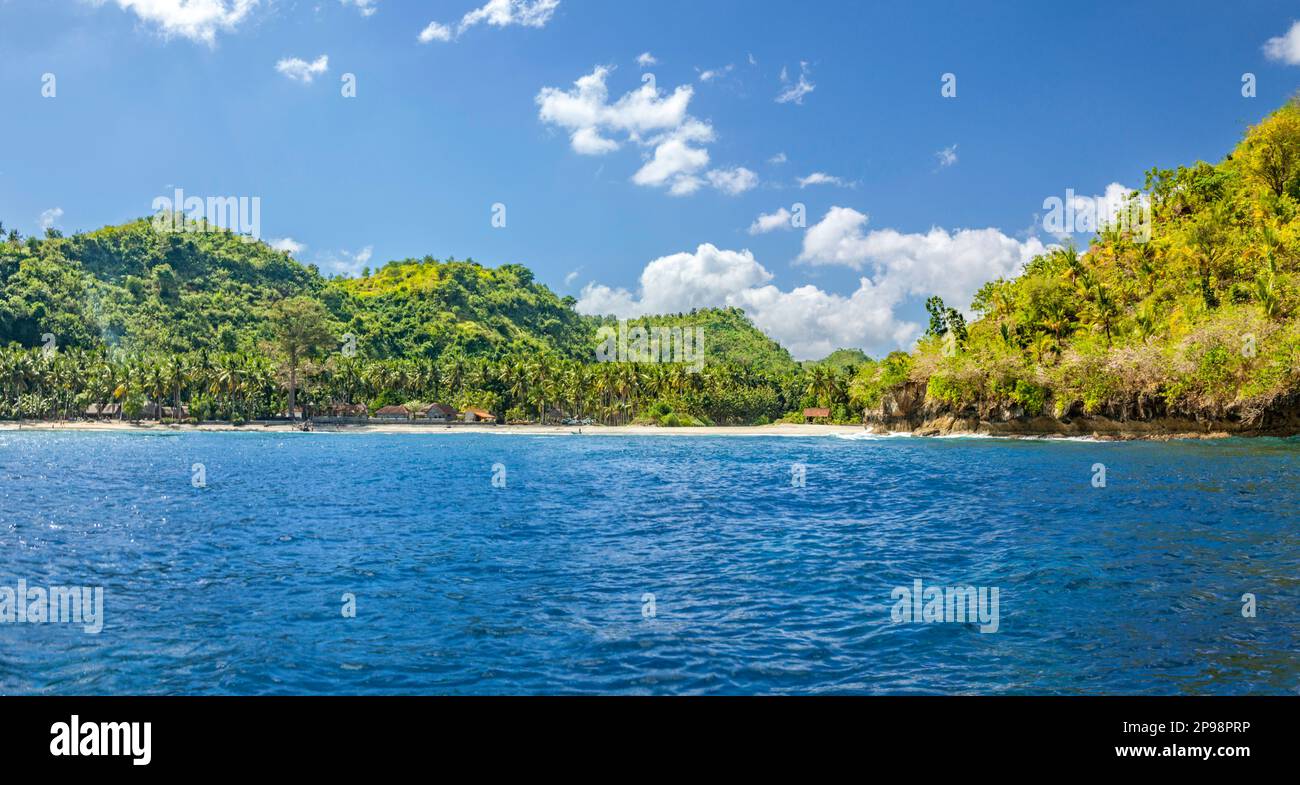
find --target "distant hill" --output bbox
[586,307,798,375]
[0,218,796,371]
[805,348,871,372]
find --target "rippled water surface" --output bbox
[1,431,1296,694]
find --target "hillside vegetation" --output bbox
[856,98,1300,434]
[0,219,808,424]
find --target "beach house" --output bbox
[374,405,413,421]
[423,403,457,422]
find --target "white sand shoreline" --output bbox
[0,420,870,437]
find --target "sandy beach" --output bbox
[0,420,871,437]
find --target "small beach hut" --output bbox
[423,403,457,422]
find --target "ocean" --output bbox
[1,430,1296,694]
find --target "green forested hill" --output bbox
[0,219,792,368]
[0,220,317,353]
[0,220,588,359]
[805,348,870,373]
[0,216,808,423]
[859,98,1300,431]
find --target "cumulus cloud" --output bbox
[92,0,259,46]
[276,55,329,83]
[768,152,787,165]
[776,61,815,105]
[798,206,1049,317]
[575,243,920,359]
[269,237,305,254]
[749,207,793,234]
[39,208,63,230]
[340,0,379,16]
[706,167,758,195]
[578,244,772,316]
[1264,20,1300,64]
[420,0,559,43]
[418,21,452,42]
[537,66,692,154]
[461,0,558,30]
[636,52,657,67]
[629,120,714,195]
[537,67,749,196]
[575,210,1052,356]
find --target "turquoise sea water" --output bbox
[0,430,1296,695]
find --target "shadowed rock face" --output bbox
[863,386,1300,440]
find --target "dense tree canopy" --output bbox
[868,98,1300,425]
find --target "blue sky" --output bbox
[2,1,1299,358]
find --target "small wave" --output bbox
[831,431,913,441]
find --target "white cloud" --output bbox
[537,66,693,155]
[636,52,657,67]
[276,55,329,83]
[461,0,559,31]
[578,244,772,316]
[419,0,559,43]
[734,278,915,360]
[768,152,787,165]
[39,208,63,230]
[797,172,853,188]
[697,64,734,82]
[340,0,379,16]
[577,217,1049,358]
[936,144,958,169]
[564,269,580,286]
[93,0,259,46]
[418,21,452,43]
[631,122,713,195]
[538,67,749,196]
[317,245,374,277]
[269,237,305,254]
[749,207,793,234]
[776,61,815,105]
[1264,20,1300,64]
[798,206,1048,317]
[575,243,918,359]
[706,167,758,195]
